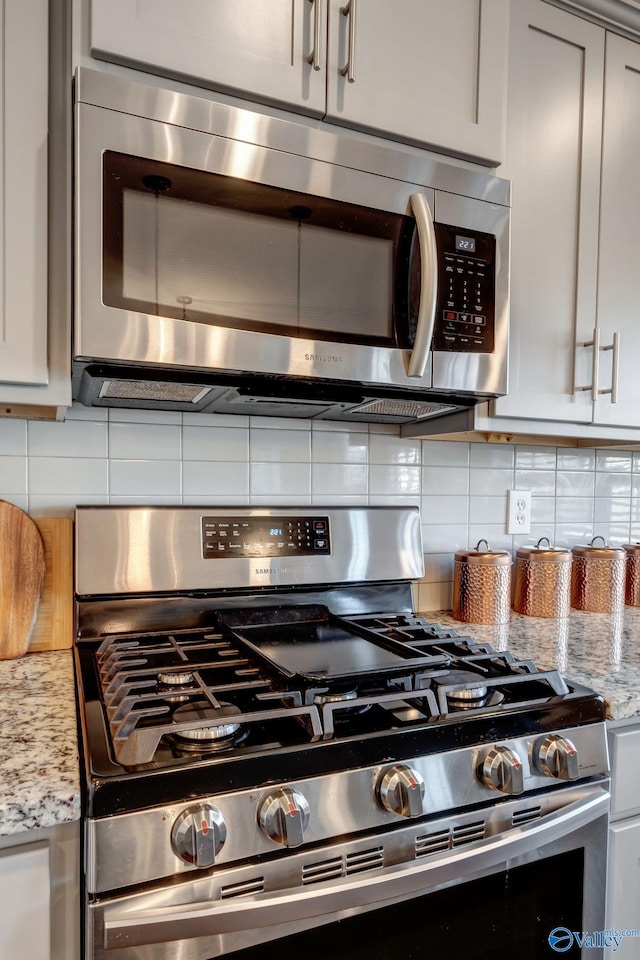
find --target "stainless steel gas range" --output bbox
[74,506,610,960]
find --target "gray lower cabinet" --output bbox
[89,0,509,165]
[607,723,640,959]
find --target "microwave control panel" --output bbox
[202,516,331,559]
[431,222,496,353]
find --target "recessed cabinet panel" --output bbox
[0,843,50,960]
[593,34,640,427]
[0,0,49,386]
[325,0,509,165]
[492,0,603,424]
[91,0,326,114]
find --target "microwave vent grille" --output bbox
[99,380,212,403]
[353,399,458,420]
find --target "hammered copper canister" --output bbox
[513,538,571,618]
[452,540,512,624]
[623,543,640,606]
[571,537,626,613]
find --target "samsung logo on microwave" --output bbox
[305,353,344,363]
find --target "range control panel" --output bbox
[201,516,331,559]
[432,222,496,354]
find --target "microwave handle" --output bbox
[407,192,438,378]
[103,787,608,949]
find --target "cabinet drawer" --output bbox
[608,726,640,820]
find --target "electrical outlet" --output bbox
[506,490,531,535]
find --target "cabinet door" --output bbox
[492,0,603,424]
[91,0,326,115]
[0,0,49,386]
[608,818,640,958]
[593,34,640,428]
[325,0,509,164]
[0,842,50,960]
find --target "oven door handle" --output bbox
[407,192,438,379]
[103,788,608,949]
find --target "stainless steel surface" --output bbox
[307,0,322,70]
[600,330,621,403]
[75,506,424,596]
[73,68,510,416]
[571,537,626,612]
[340,0,356,82]
[577,327,601,402]
[91,784,609,957]
[171,805,227,868]
[86,723,609,893]
[407,193,437,379]
[480,745,525,795]
[259,789,311,847]
[377,765,425,818]
[513,539,572,619]
[534,735,580,782]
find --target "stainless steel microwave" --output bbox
[73,68,510,425]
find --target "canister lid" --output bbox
[454,539,512,565]
[623,543,640,557]
[516,537,571,562]
[572,536,626,560]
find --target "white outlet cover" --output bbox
[506,489,532,535]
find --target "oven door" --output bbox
[89,782,609,960]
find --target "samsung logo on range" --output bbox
[305,353,343,363]
[255,567,289,575]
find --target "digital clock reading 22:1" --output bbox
[455,234,476,253]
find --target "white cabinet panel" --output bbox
[0,842,50,960]
[594,34,640,428]
[0,0,49,387]
[492,0,603,424]
[91,0,326,115]
[608,819,640,958]
[325,0,509,164]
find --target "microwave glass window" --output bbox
[104,152,414,348]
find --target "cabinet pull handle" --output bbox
[340,0,357,82]
[600,331,620,404]
[307,0,322,71]
[576,327,600,402]
[407,193,438,379]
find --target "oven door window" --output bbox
[224,849,584,960]
[103,152,416,348]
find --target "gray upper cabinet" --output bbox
[90,0,510,165]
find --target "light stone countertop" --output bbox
[421,607,640,723]
[0,650,80,837]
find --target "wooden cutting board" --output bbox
[0,500,46,659]
[29,517,74,653]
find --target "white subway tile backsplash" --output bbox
[109,422,181,461]
[556,471,595,498]
[416,580,453,613]
[531,498,556,523]
[592,522,630,545]
[251,462,311,497]
[369,434,421,465]
[0,419,27,455]
[555,497,595,524]
[469,495,507,525]
[28,419,108,458]
[369,494,421,508]
[595,450,632,473]
[513,524,555,548]
[108,408,182,425]
[421,465,468,496]
[312,463,367,496]
[594,497,631,523]
[110,460,181,497]
[595,472,632,498]
[183,495,250,505]
[311,494,368,505]
[514,469,556,496]
[554,524,593,547]
[467,525,513,551]
[183,426,248,462]
[28,494,106,517]
[514,445,556,470]
[312,430,368,463]
[369,465,421,496]
[422,553,454,583]
[29,457,107,496]
[421,524,467,553]
[183,461,249,498]
[249,415,311,431]
[0,456,27,493]
[422,440,469,467]
[556,449,596,471]
[468,468,514,496]
[367,423,400,435]
[250,428,310,463]
[64,402,109,421]
[183,413,250,428]
[469,443,515,468]
[311,420,368,433]
[421,496,468,525]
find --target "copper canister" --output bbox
[513,538,571,618]
[452,540,512,624]
[571,537,626,612]
[623,543,640,606]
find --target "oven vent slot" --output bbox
[452,820,486,846]
[345,847,384,875]
[302,857,344,885]
[220,878,265,899]
[415,829,451,857]
[512,806,542,827]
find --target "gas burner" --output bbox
[312,687,358,706]
[436,670,505,712]
[312,684,373,721]
[167,701,247,753]
[157,671,196,687]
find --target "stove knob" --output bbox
[377,765,425,818]
[534,735,579,781]
[258,788,310,847]
[480,745,525,795]
[171,804,226,868]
